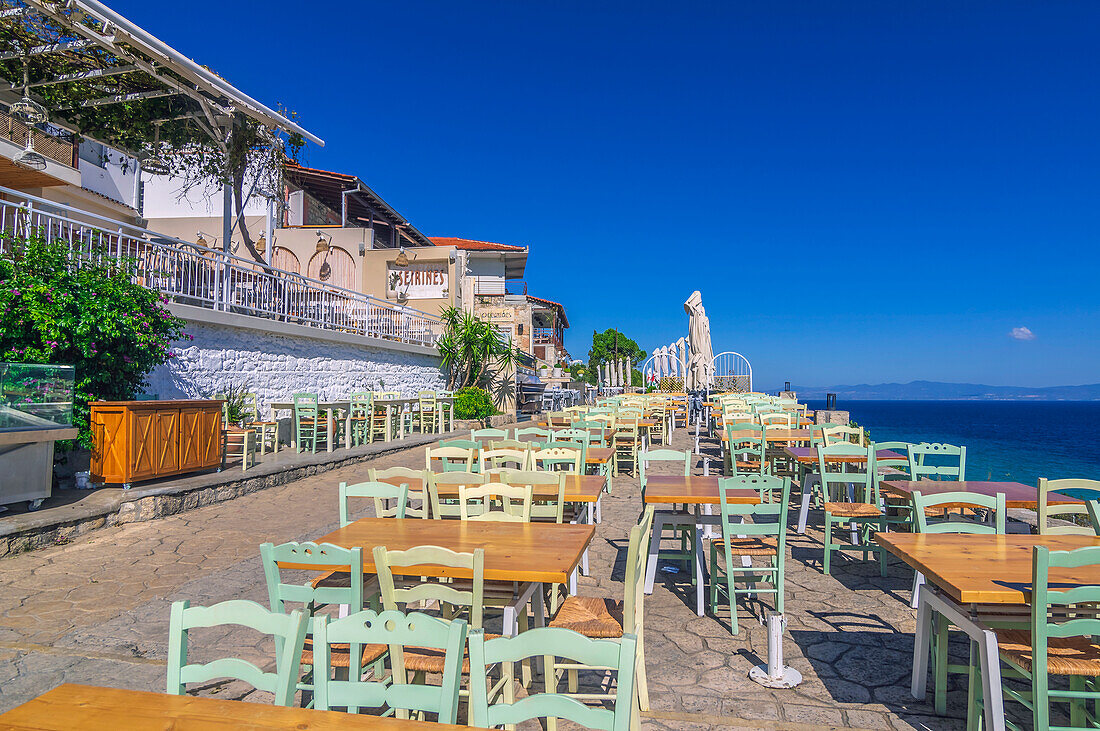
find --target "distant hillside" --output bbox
[787,380,1100,401]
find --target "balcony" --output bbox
[533,327,563,349]
[472,277,527,296]
[1,110,76,168]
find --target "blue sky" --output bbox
[117,1,1099,388]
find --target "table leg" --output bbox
[385,405,393,442]
[644,515,664,595]
[326,409,335,453]
[694,521,706,617]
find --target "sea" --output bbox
[804,400,1100,486]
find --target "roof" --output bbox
[283,162,432,247]
[527,295,569,328]
[429,237,526,252]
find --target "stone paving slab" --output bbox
[0,423,1023,729]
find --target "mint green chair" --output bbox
[971,545,1100,731]
[348,392,373,446]
[468,627,638,731]
[472,427,509,442]
[873,440,914,531]
[725,423,766,476]
[912,490,1006,716]
[1037,478,1100,535]
[368,466,430,519]
[641,449,696,587]
[339,480,408,526]
[293,393,329,454]
[709,475,791,635]
[907,442,966,481]
[167,599,308,706]
[818,443,886,576]
[313,609,467,722]
[428,471,485,519]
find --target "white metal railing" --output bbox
[0,185,443,347]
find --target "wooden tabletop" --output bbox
[296,517,594,584]
[586,447,613,463]
[431,474,605,503]
[876,533,1100,604]
[0,683,473,730]
[879,480,1082,509]
[643,475,763,505]
[720,428,813,443]
[784,447,905,464]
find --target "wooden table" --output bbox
[877,533,1100,731]
[271,397,454,449]
[879,480,1081,509]
[0,683,474,729]
[414,473,607,524]
[641,475,764,617]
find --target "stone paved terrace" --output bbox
[0,424,990,730]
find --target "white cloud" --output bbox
[1009,326,1036,341]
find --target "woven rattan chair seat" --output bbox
[710,536,778,556]
[824,502,882,518]
[548,596,624,638]
[301,637,386,669]
[996,629,1100,676]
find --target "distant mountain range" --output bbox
[783,380,1100,401]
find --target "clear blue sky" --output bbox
[117,1,1099,388]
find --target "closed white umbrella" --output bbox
[677,338,688,382]
[684,291,714,392]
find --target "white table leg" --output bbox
[644,514,664,594]
[797,490,812,534]
[326,408,335,453]
[694,522,706,617]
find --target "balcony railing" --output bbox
[472,277,527,296]
[0,185,443,347]
[1,109,75,168]
[533,327,563,348]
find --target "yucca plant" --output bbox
[437,306,521,391]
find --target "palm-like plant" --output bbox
[437,307,521,390]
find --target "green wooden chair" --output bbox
[533,446,583,473]
[820,424,864,447]
[242,392,279,455]
[709,475,791,635]
[417,391,439,434]
[907,442,966,481]
[912,490,1006,716]
[1037,478,1100,535]
[167,599,308,706]
[478,447,532,474]
[293,393,329,454]
[725,423,766,477]
[348,392,373,446]
[260,541,382,702]
[426,445,475,473]
[970,545,1100,731]
[612,420,641,477]
[368,467,430,519]
[459,483,533,522]
[339,480,408,526]
[428,471,486,519]
[472,427,509,442]
[313,609,467,722]
[818,443,887,576]
[468,627,638,731]
[514,426,552,444]
[640,449,697,586]
[873,440,914,531]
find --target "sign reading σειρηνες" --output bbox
[387,262,449,299]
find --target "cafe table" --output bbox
[879,480,1082,509]
[294,517,594,634]
[641,475,762,617]
[876,533,1100,731]
[787,447,907,534]
[271,397,455,448]
[0,683,476,730]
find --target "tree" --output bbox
[436,307,522,391]
[0,232,187,448]
[586,328,647,385]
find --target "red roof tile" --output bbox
[429,237,526,252]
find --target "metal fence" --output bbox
[0,185,443,347]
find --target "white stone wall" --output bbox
[146,320,445,413]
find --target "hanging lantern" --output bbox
[10,64,47,125]
[315,231,330,253]
[196,232,208,247]
[255,233,266,253]
[13,134,47,171]
[394,246,410,267]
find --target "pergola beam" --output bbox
[55,88,179,110]
[0,63,139,92]
[0,38,99,61]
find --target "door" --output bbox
[178,408,203,471]
[180,406,222,471]
[90,406,127,483]
[129,408,157,482]
[154,409,180,475]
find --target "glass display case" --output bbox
[0,363,78,511]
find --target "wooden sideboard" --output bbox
[90,400,223,487]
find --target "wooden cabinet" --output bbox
[90,400,223,487]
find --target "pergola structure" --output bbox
[0,0,323,248]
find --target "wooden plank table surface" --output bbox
[292,517,593,584]
[784,446,906,464]
[642,475,762,505]
[585,446,613,464]
[0,683,474,730]
[879,480,1082,509]
[876,533,1100,604]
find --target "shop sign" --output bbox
[387,262,449,299]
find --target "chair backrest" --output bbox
[339,480,408,525]
[717,475,791,551]
[553,428,591,444]
[468,627,637,731]
[622,507,656,636]
[439,438,480,450]
[374,545,485,628]
[349,392,373,419]
[912,490,1006,534]
[471,427,509,442]
[821,424,863,447]
[167,599,308,706]
[241,392,262,422]
[428,471,486,518]
[872,441,912,481]
[313,609,467,722]
[816,443,877,505]
[292,392,318,419]
[459,483,532,522]
[418,391,437,410]
[726,423,766,475]
[759,412,792,429]
[639,448,690,492]
[367,466,429,518]
[514,426,551,442]
[586,413,616,430]
[426,445,475,473]
[487,439,527,451]
[907,442,966,481]
[532,446,583,473]
[501,470,566,523]
[571,420,608,445]
[478,447,532,473]
[261,541,365,616]
[1037,478,1100,535]
[549,433,588,464]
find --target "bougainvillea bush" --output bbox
[0,231,187,447]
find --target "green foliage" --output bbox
[568,363,586,381]
[0,232,187,448]
[205,383,250,426]
[436,307,522,390]
[586,328,647,385]
[631,368,643,387]
[453,386,499,421]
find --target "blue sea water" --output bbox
[804,400,1100,486]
